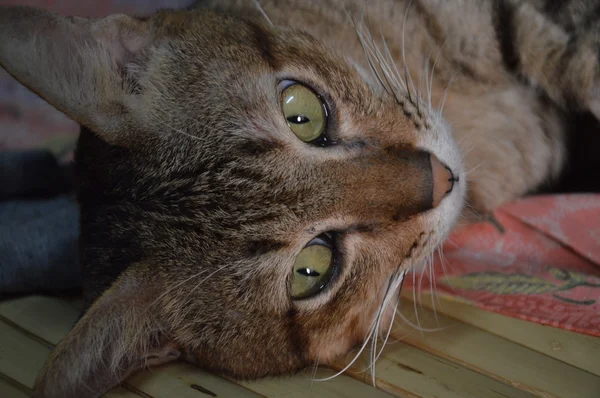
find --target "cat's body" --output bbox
[0,1,598,397]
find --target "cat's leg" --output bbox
[494,0,600,118]
[441,85,567,218]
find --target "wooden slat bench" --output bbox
[1,294,598,398]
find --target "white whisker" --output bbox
[358,22,405,104]
[410,270,424,337]
[438,245,453,277]
[181,263,233,307]
[464,162,484,176]
[362,20,398,98]
[428,254,440,324]
[355,20,393,95]
[308,354,321,391]
[417,258,427,310]
[150,268,210,308]
[372,271,406,363]
[460,142,478,158]
[252,0,273,26]
[401,0,417,103]
[429,37,449,111]
[424,56,432,110]
[416,57,424,113]
[434,248,447,307]
[160,121,203,142]
[368,28,406,101]
[395,306,450,332]
[368,269,406,386]
[314,274,392,382]
[445,238,460,248]
[354,13,406,103]
[380,29,407,92]
[315,269,407,385]
[438,74,456,116]
[314,319,374,381]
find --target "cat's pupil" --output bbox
[297,267,320,277]
[287,115,310,124]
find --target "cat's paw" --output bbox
[464,176,523,219]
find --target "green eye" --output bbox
[290,236,335,299]
[281,84,327,142]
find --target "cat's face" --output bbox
[0,6,464,397]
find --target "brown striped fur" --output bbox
[0,1,598,397]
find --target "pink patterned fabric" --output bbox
[406,194,600,336]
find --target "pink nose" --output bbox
[430,154,457,208]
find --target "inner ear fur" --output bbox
[0,6,155,144]
[32,265,180,398]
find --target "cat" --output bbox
[0,0,599,397]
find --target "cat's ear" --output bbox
[32,265,180,398]
[0,6,155,144]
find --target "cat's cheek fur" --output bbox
[299,219,432,366]
[305,302,387,364]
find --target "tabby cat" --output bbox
[0,0,598,397]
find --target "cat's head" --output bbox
[0,5,464,397]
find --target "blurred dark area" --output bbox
[554,110,600,194]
